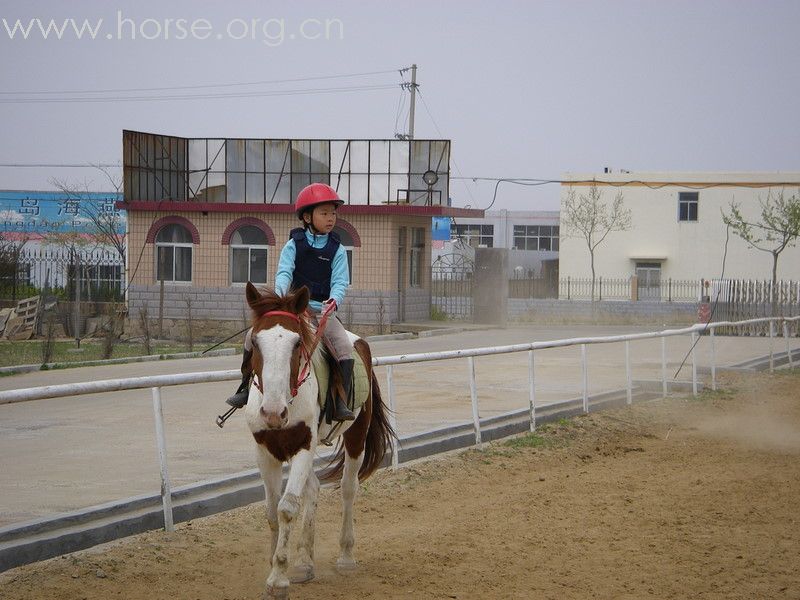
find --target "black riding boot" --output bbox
[225,349,253,409]
[333,358,356,422]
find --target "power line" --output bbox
[0,83,399,104]
[415,89,479,208]
[0,163,120,168]
[453,176,800,190]
[0,69,399,96]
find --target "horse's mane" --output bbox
[249,286,314,347]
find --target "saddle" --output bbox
[311,339,370,422]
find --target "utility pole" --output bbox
[408,63,417,139]
[396,64,419,140]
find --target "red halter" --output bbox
[255,304,335,399]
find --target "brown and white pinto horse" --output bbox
[242,283,395,599]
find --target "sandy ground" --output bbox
[2,369,799,600]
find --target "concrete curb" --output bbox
[418,328,463,338]
[0,348,239,376]
[0,327,471,375]
[0,377,702,573]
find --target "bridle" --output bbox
[252,303,336,401]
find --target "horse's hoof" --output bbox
[336,557,357,574]
[266,584,290,600]
[289,564,315,584]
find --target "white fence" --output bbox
[1,316,798,536]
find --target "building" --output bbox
[432,209,559,279]
[119,130,482,335]
[558,171,800,298]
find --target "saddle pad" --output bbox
[310,346,369,411]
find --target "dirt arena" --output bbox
[2,369,798,600]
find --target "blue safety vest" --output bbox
[290,228,341,302]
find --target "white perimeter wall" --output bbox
[559,172,800,281]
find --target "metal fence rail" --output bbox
[1,315,798,537]
[0,246,124,303]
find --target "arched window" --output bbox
[155,224,193,282]
[230,225,268,284]
[333,226,354,282]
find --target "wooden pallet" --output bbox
[4,296,39,340]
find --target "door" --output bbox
[636,262,662,300]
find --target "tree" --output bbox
[722,188,800,289]
[49,171,126,264]
[562,183,632,300]
[0,232,29,301]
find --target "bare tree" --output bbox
[722,187,800,290]
[562,183,632,300]
[0,233,28,300]
[138,302,152,355]
[183,294,195,351]
[49,174,126,264]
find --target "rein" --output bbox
[254,302,337,400]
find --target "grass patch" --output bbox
[430,306,448,321]
[695,387,736,402]
[504,433,554,449]
[775,366,800,379]
[0,340,241,368]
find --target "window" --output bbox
[451,224,493,248]
[513,225,560,251]
[409,227,425,287]
[230,225,268,284]
[678,192,698,222]
[155,223,192,282]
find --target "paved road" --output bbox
[0,324,786,527]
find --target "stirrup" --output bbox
[226,390,249,409]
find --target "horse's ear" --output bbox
[245,282,261,309]
[288,286,310,315]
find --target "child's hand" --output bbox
[322,299,337,314]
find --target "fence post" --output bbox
[528,350,536,432]
[691,331,698,397]
[151,387,174,533]
[625,340,632,405]
[581,344,589,413]
[386,365,399,470]
[73,251,81,346]
[467,357,481,448]
[784,321,794,369]
[769,320,775,373]
[710,327,717,392]
[661,336,667,397]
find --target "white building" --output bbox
[432,209,559,278]
[558,171,800,292]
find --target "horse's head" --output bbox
[243,282,313,431]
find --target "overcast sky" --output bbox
[1,0,798,210]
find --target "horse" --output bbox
[241,282,395,599]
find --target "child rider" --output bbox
[224,182,355,422]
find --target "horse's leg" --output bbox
[337,450,365,572]
[256,448,282,565]
[266,448,315,599]
[288,471,319,583]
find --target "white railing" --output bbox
[1,316,798,532]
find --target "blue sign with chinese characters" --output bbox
[431,216,452,241]
[0,190,124,235]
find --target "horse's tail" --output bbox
[320,345,396,483]
[357,375,396,481]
